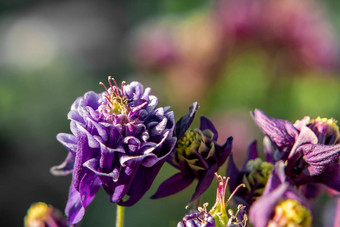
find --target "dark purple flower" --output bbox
[226,140,273,208]
[249,163,312,227]
[152,102,233,204]
[51,77,176,224]
[251,109,340,191]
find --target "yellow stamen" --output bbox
[310,117,339,132]
[271,199,312,227]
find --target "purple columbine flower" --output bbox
[249,163,312,227]
[251,109,340,191]
[226,140,273,208]
[151,103,233,204]
[51,77,176,224]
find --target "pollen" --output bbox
[271,199,312,227]
[310,117,339,132]
[25,202,50,226]
[99,76,129,116]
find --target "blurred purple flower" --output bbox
[251,109,340,191]
[131,21,179,70]
[51,77,176,224]
[152,102,232,204]
[249,163,312,227]
[215,0,339,71]
[24,202,67,227]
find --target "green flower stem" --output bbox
[116,205,125,227]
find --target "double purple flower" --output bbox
[152,102,233,204]
[51,78,176,224]
[251,109,340,191]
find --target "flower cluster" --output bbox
[247,109,340,226]
[39,77,339,226]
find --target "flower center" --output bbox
[175,129,202,157]
[308,117,340,145]
[244,158,273,198]
[269,199,312,227]
[99,77,129,116]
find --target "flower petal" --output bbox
[241,140,258,170]
[65,173,101,225]
[50,152,75,176]
[251,109,298,157]
[151,172,195,199]
[298,143,340,176]
[199,116,218,141]
[216,136,233,167]
[249,183,289,227]
[56,133,77,154]
[175,102,199,138]
[189,164,217,204]
[120,161,167,206]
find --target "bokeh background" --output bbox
[1,0,340,226]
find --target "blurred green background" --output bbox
[1,0,340,226]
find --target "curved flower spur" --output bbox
[51,77,176,224]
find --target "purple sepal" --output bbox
[241,140,258,170]
[249,183,289,227]
[151,173,195,199]
[65,174,101,225]
[200,116,218,141]
[175,102,199,138]
[189,164,218,204]
[251,109,299,158]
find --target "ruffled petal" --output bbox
[56,133,77,154]
[50,152,75,176]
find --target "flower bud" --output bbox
[24,202,67,227]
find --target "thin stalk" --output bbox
[116,205,124,227]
